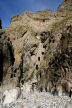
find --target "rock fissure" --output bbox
[0,0,72,107]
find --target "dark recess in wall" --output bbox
[0,44,3,82]
[0,19,2,29]
[38,57,40,61]
[36,65,38,70]
[7,43,15,65]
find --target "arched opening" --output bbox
[43,19,45,22]
[38,57,40,61]
[45,86,47,92]
[69,89,72,98]
[10,74,13,78]
[21,80,24,85]
[52,39,55,43]
[43,45,46,49]
[42,52,44,55]
[36,65,38,70]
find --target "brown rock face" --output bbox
[0,19,2,29]
[58,0,72,12]
[0,30,15,86]
[37,19,72,96]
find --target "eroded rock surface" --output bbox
[0,19,2,29]
[0,30,15,86]
[0,0,72,107]
[58,0,72,12]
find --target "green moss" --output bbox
[6,24,36,36]
[15,24,35,36]
[14,48,22,54]
[51,16,72,33]
[26,25,36,36]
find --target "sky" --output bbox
[0,0,64,29]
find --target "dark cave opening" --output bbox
[43,45,46,49]
[36,65,38,70]
[0,48,3,82]
[10,74,13,78]
[38,57,40,61]
[21,80,24,85]
[43,19,45,22]
[42,52,44,55]
[8,44,15,65]
[69,89,72,98]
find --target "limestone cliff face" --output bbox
[58,0,72,12]
[37,22,72,95]
[0,19,2,29]
[0,30,15,90]
[0,0,72,96]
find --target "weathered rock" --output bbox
[0,0,72,104]
[58,0,72,12]
[3,87,20,104]
[0,19,2,29]
[65,99,72,108]
[37,18,72,95]
[21,82,32,97]
[0,30,15,86]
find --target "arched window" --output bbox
[38,57,40,61]
[36,65,38,70]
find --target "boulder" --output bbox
[3,87,20,104]
[21,82,32,97]
[65,99,72,108]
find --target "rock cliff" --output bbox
[0,0,72,106]
[58,0,72,12]
[0,19,2,29]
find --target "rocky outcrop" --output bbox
[3,87,20,104]
[0,1,72,106]
[58,0,72,12]
[0,30,15,87]
[37,17,72,96]
[65,99,72,108]
[0,19,2,29]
